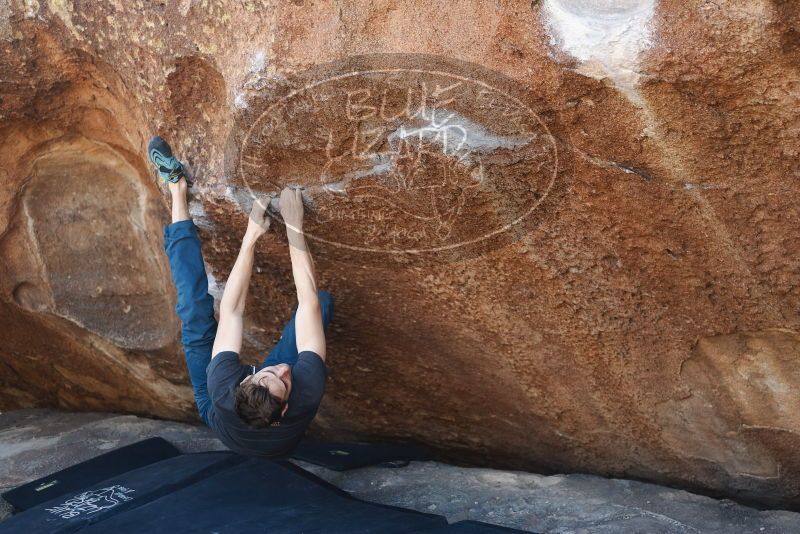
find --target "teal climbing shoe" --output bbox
[147,136,192,186]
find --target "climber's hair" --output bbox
[234,381,286,428]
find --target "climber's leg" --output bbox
[161,172,216,426]
[258,290,334,369]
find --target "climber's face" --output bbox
[242,364,293,415]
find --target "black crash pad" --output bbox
[1,439,534,534]
[81,458,447,534]
[0,452,245,533]
[0,453,447,534]
[3,437,429,513]
[1,437,180,512]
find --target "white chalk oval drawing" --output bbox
[239,67,558,254]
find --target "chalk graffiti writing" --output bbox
[239,63,558,255]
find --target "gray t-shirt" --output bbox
[206,350,327,457]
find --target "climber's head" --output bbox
[234,363,292,427]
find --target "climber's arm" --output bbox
[211,202,270,358]
[280,187,326,360]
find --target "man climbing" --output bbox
[150,136,333,457]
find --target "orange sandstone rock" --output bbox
[0,0,798,506]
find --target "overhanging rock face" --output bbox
[0,0,798,506]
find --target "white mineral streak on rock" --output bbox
[178,0,192,17]
[233,90,248,109]
[542,0,656,104]
[232,51,267,110]
[188,198,206,218]
[234,49,285,109]
[0,0,11,40]
[249,49,266,74]
[46,0,82,41]
[206,271,223,300]
[188,198,215,230]
[224,184,250,209]
[24,0,39,19]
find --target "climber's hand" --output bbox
[246,198,270,239]
[279,186,304,231]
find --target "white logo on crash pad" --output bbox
[46,485,135,519]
